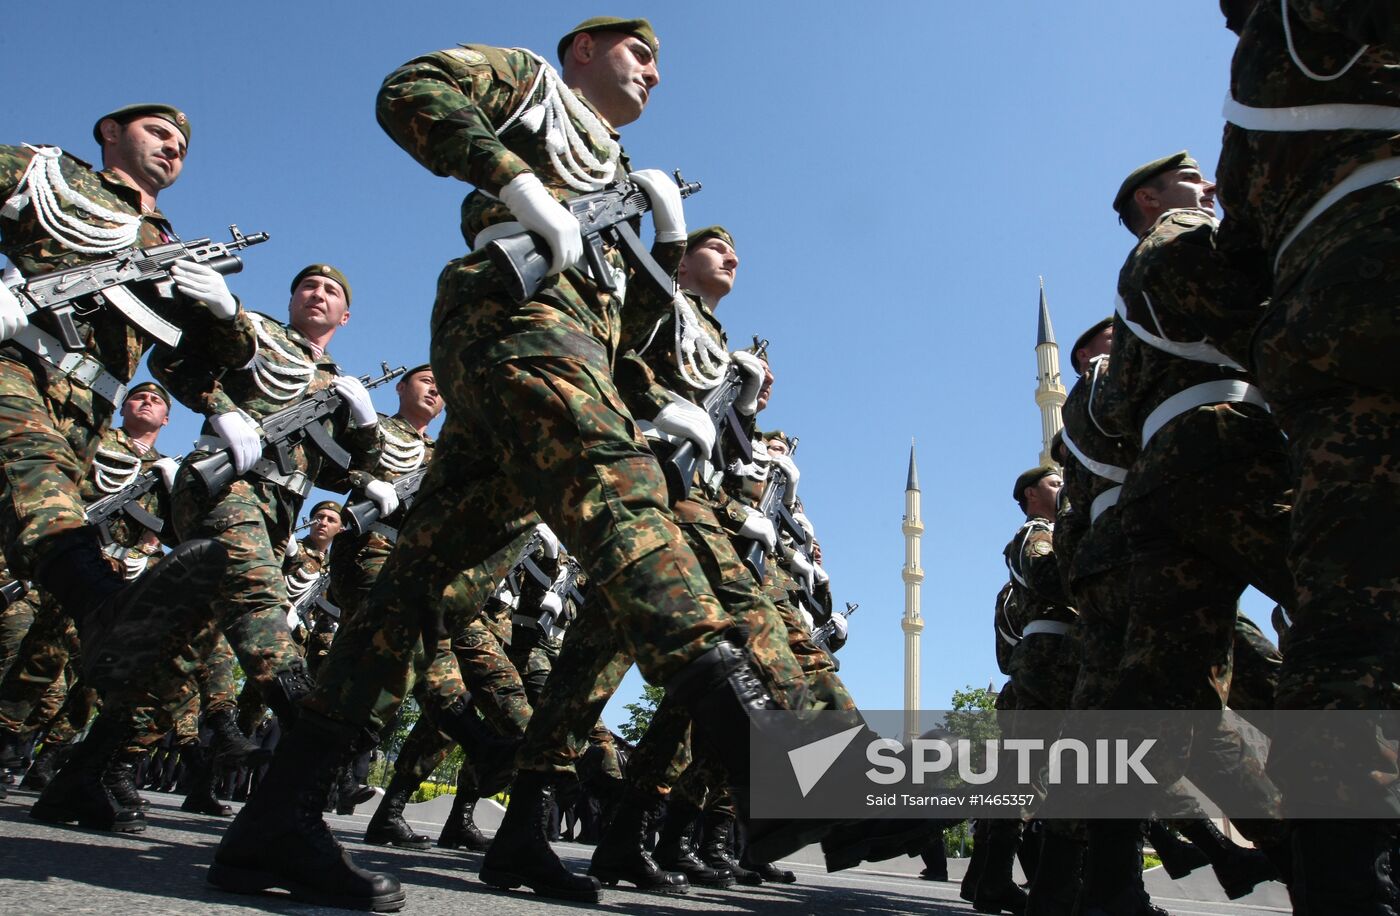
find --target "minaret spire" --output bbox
[902,439,924,741]
[1034,278,1067,468]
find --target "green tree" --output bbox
[619,684,665,744]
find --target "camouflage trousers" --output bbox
[516,511,807,775]
[0,353,113,578]
[1253,196,1400,812]
[124,623,239,750]
[0,595,81,733]
[35,668,95,744]
[328,529,395,624]
[1008,629,1080,712]
[158,470,302,696]
[0,580,38,685]
[765,582,857,713]
[303,268,733,730]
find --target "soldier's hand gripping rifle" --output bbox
[84,455,183,544]
[740,437,810,582]
[343,465,427,536]
[187,362,407,496]
[289,573,339,630]
[812,602,858,653]
[4,225,269,350]
[658,337,768,503]
[516,555,585,641]
[485,171,702,304]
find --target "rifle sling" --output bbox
[6,324,127,405]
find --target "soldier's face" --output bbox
[766,437,789,458]
[103,116,186,191]
[1154,168,1216,215]
[756,359,774,412]
[678,237,739,302]
[120,389,169,429]
[1074,326,1114,374]
[288,277,350,338]
[397,370,442,420]
[308,509,342,544]
[1024,474,1062,518]
[580,32,659,126]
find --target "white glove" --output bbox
[365,478,400,517]
[170,260,238,320]
[285,534,300,558]
[737,506,778,552]
[539,590,564,618]
[829,611,848,641]
[153,456,181,490]
[788,549,816,593]
[536,523,561,559]
[493,580,520,609]
[0,280,30,342]
[770,453,800,506]
[332,375,377,428]
[652,397,716,456]
[730,350,765,416]
[793,509,816,541]
[498,172,582,275]
[210,410,262,475]
[629,169,686,244]
[813,563,830,587]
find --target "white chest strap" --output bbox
[1141,379,1270,447]
[1089,486,1122,524]
[1115,290,1242,370]
[1059,426,1127,484]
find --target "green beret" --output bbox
[290,264,351,304]
[1070,317,1115,375]
[1049,430,1068,465]
[761,429,790,447]
[125,381,170,408]
[309,500,342,519]
[557,16,659,63]
[1013,466,1058,507]
[686,225,735,253]
[403,363,433,380]
[93,103,190,146]
[1113,151,1198,219]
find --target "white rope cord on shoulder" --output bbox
[92,447,143,493]
[380,424,427,474]
[248,314,315,402]
[672,292,729,391]
[1,146,142,254]
[1281,0,1369,82]
[500,51,620,193]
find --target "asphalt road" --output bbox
[0,788,1291,915]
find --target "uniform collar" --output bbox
[96,167,168,222]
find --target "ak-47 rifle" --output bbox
[343,465,427,537]
[485,171,702,304]
[288,573,339,630]
[812,602,858,653]
[4,225,269,351]
[515,555,585,641]
[740,436,809,582]
[84,456,182,544]
[187,362,406,496]
[657,336,767,503]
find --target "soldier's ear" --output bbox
[571,32,595,65]
[339,308,350,328]
[98,118,121,146]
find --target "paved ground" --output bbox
[0,787,1291,915]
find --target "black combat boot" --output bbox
[1079,820,1169,916]
[479,769,602,902]
[207,707,273,769]
[962,818,992,902]
[438,767,490,851]
[102,749,151,811]
[1177,818,1279,900]
[22,740,77,791]
[31,715,145,832]
[35,531,227,689]
[1292,819,1399,916]
[1024,831,1084,916]
[364,764,432,849]
[208,711,405,912]
[689,806,748,887]
[822,815,945,873]
[587,787,690,893]
[1147,821,1209,879]
[0,728,22,770]
[336,755,377,814]
[262,660,315,730]
[973,818,1028,914]
[180,743,233,816]
[431,694,519,796]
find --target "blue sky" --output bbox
[6,4,1268,725]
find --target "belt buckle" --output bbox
[70,356,103,388]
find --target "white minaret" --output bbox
[1035,278,1066,468]
[901,441,924,741]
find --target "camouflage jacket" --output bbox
[86,426,167,552]
[152,311,380,493]
[0,144,256,423]
[1003,515,1076,631]
[332,412,434,566]
[375,44,683,362]
[284,537,331,642]
[1218,1,1400,291]
[993,581,1018,675]
[1057,358,1135,586]
[1098,217,1287,502]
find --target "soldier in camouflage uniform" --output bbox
[211,19,840,910]
[1213,5,1400,909]
[0,105,251,830]
[285,500,344,674]
[147,263,385,733]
